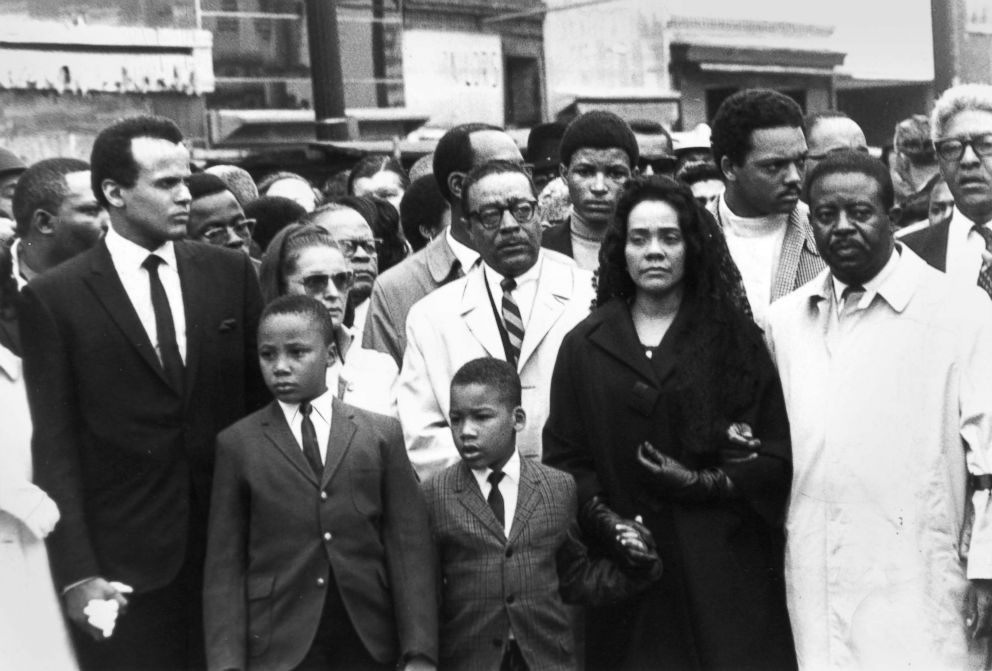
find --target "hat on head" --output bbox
[559,111,639,167]
[0,148,27,179]
[526,121,568,172]
[894,115,935,164]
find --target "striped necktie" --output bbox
[974,225,992,299]
[500,277,524,366]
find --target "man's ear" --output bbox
[31,209,57,236]
[448,171,466,200]
[512,406,526,432]
[102,179,125,208]
[720,155,737,183]
[558,162,568,181]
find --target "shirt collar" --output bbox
[482,254,542,294]
[445,226,480,272]
[830,246,899,305]
[470,447,521,486]
[104,225,177,271]
[812,244,913,314]
[278,386,335,424]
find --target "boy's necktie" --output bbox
[299,402,323,479]
[974,224,992,299]
[500,277,524,366]
[142,254,184,393]
[487,470,505,529]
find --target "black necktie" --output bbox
[500,278,524,366]
[487,470,505,529]
[142,255,183,392]
[974,225,992,299]
[300,402,323,479]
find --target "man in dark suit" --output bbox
[19,115,267,670]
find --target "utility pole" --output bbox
[304,0,349,140]
[932,0,963,94]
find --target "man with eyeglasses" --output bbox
[903,84,992,299]
[542,111,639,271]
[398,160,593,477]
[709,88,825,329]
[187,173,255,258]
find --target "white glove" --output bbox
[84,582,133,638]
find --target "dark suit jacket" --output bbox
[422,457,577,671]
[540,219,573,259]
[204,399,437,671]
[901,219,951,271]
[19,239,266,591]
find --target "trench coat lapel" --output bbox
[517,261,570,370]
[460,268,506,359]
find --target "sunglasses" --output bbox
[293,271,355,295]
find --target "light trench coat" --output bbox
[0,345,77,670]
[765,247,992,671]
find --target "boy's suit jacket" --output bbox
[204,398,437,671]
[422,457,577,671]
[398,250,594,477]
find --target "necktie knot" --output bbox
[841,284,865,301]
[500,277,517,293]
[488,470,505,487]
[142,254,163,272]
[300,401,313,417]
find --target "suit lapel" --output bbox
[460,268,506,359]
[321,399,357,489]
[517,258,570,370]
[453,461,505,541]
[175,243,206,399]
[507,458,541,545]
[261,402,319,486]
[84,241,172,389]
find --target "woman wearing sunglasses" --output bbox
[259,223,398,416]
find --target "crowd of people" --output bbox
[4,82,992,671]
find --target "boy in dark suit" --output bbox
[422,358,660,671]
[204,295,436,671]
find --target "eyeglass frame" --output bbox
[198,217,256,245]
[335,237,381,258]
[292,270,356,295]
[466,198,539,230]
[933,134,992,162]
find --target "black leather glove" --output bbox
[636,441,737,502]
[579,495,643,562]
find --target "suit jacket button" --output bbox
[316,577,326,587]
[323,532,332,541]
[506,595,515,604]
[320,491,328,501]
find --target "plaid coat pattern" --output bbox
[422,457,578,671]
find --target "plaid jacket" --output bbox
[709,198,825,303]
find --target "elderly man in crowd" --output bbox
[398,160,593,477]
[903,84,992,300]
[766,149,992,669]
[709,89,825,329]
[187,172,255,257]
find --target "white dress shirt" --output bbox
[277,387,334,465]
[483,256,542,327]
[470,448,521,536]
[103,226,187,363]
[445,226,480,272]
[830,246,900,312]
[945,205,992,290]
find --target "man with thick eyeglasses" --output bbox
[903,84,992,297]
[187,172,255,259]
[398,160,593,478]
[709,89,825,330]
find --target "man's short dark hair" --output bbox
[188,172,232,201]
[805,150,894,212]
[400,174,448,252]
[12,157,91,237]
[245,195,308,253]
[677,162,724,187]
[90,115,184,208]
[559,111,639,167]
[433,123,502,203]
[451,357,522,408]
[710,89,805,167]
[459,160,536,216]
[259,294,335,346]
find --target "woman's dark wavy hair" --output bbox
[596,175,763,457]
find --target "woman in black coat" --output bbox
[543,176,796,671]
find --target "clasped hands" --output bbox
[64,577,133,640]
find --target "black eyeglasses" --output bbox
[293,271,355,295]
[200,218,255,245]
[467,198,538,230]
[336,238,380,258]
[934,134,992,162]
